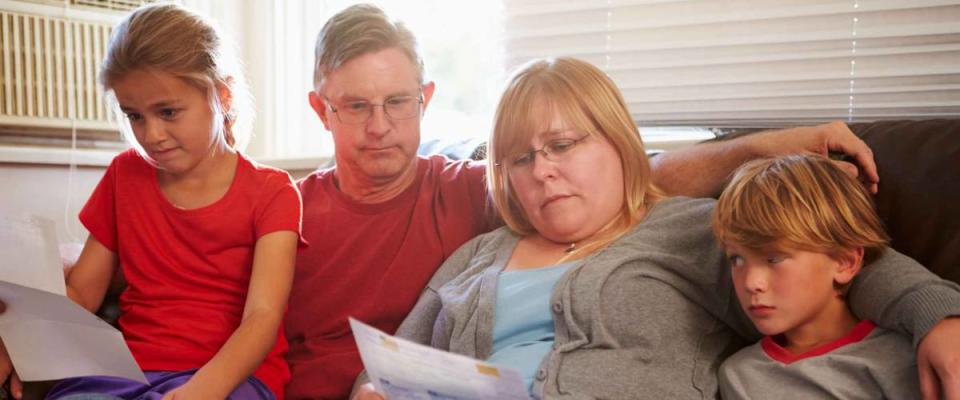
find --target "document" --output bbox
[350,318,531,400]
[0,215,147,383]
[0,216,66,296]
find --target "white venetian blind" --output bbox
[505,0,960,128]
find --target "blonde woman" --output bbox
[352,58,960,399]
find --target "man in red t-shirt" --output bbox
[284,5,888,400]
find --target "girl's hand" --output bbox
[160,381,226,400]
[0,345,22,400]
[0,304,22,400]
[351,383,385,400]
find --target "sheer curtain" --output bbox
[505,0,960,128]
[183,0,331,160]
[193,0,505,161]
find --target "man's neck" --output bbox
[334,160,419,204]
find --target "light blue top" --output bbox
[487,262,576,395]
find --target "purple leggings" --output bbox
[45,370,275,400]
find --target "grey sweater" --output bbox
[719,325,919,399]
[369,197,960,399]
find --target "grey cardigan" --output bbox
[362,197,960,399]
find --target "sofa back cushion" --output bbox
[851,119,960,284]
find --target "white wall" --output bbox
[0,163,104,245]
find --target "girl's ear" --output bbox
[216,77,236,147]
[833,247,865,286]
[217,76,235,116]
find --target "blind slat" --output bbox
[506,0,960,127]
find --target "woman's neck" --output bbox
[505,234,582,271]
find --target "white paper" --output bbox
[350,318,531,400]
[0,215,146,383]
[0,215,66,296]
[0,280,147,383]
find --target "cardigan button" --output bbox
[552,302,563,314]
[536,368,547,380]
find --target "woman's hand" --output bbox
[351,383,385,400]
[917,317,960,400]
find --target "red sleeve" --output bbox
[79,156,120,252]
[465,160,497,232]
[255,173,305,246]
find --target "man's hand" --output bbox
[750,121,880,193]
[650,121,880,198]
[351,383,385,400]
[918,317,960,400]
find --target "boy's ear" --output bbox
[833,247,865,286]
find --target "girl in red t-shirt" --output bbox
[0,4,301,400]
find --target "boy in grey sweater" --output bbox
[714,155,919,399]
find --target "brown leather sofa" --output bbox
[853,120,960,284]
[11,119,959,399]
[706,119,959,285]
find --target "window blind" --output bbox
[505,0,960,127]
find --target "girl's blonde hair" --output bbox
[99,3,253,153]
[487,57,662,257]
[713,154,889,265]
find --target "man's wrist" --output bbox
[728,129,776,159]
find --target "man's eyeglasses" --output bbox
[325,92,424,124]
[497,134,591,172]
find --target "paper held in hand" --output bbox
[0,215,146,383]
[350,318,531,400]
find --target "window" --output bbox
[225,0,506,161]
[1,0,506,163]
[0,0,157,152]
[505,0,960,130]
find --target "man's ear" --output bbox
[834,247,865,286]
[420,81,436,114]
[308,90,332,131]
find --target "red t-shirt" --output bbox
[80,149,303,399]
[285,155,492,399]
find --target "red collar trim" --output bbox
[761,320,876,365]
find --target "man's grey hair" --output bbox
[313,4,424,89]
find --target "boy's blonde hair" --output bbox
[488,57,662,257]
[100,3,252,152]
[713,154,889,265]
[313,4,424,89]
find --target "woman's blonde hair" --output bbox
[487,57,661,257]
[99,3,253,153]
[713,154,889,265]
